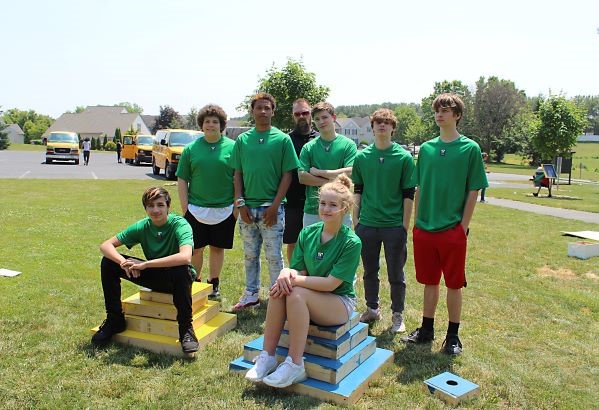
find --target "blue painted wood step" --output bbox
[229,347,394,405]
[284,312,360,340]
[243,334,376,384]
[278,321,368,359]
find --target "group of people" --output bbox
[91,92,488,389]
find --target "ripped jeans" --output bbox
[238,205,285,294]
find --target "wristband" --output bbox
[235,198,246,208]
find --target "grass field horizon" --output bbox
[1,179,598,408]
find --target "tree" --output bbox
[114,128,122,142]
[184,107,200,130]
[420,80,475,141]
[75,106,86,113]
[1,108,53,143]
[532,96,587,160]
[152,105,182,133]
[126,125,139,136]
[116,102,144,113]
[473,76,528,161]
[572,95,599,134]
[394,104,421,143]
[102,134,108,149]
[0,110,9,150]
[240,58,330,131]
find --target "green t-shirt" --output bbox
[228,127,300,208]
[176,136,235,208]
[290,222,361,297]
[299,134,357,214]
[352,143,415,227]
[116,213,196,279]
[412,135,488,232]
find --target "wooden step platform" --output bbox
[284,312,360,340]
[92,282,236,357]
[278,322,368,359]
[243,334,377,384]
[92,312,236,358]
[230,347,393,406]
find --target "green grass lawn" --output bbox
[1,180,598,408]
[488,182,599,213]
[487,143,599,181]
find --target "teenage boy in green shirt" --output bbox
[229,92,300,310]
[352,108,415,333]
[298,102,356,228]
[91,187,199,354]
[177,104,236,299]
[402,93,488,355]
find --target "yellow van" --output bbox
[122,134,155,165]
[46,131,80,165]
[152,129,203,179]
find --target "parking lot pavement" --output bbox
[0,150,164,180]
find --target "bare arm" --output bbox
[353,193,361,228]
[460,190,479,233]
[234,169,251,224]
[130,245,193,271]
[177,177,189,214]
[402,197,413,231]
[413,188,420,224]
[263,171,292,227]
[291,272,343,292]
[298,170,329,187]
[311,166,353,180]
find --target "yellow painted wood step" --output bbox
[139,282,212,305]
[122,293,207,320]
[125,300,221,338]
[91,312,237,358]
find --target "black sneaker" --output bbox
[401,327,435,344]
[91,315,126,346]
[180,327,199,354]
[207,278,220,299]
[442,334,463,355]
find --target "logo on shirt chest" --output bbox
[210,146,216,151]
[315,251,324,260]
[379,157,384,164]
[440,149,446,156]
[259,138,265,144]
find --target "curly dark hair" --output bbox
[197,104,228,132]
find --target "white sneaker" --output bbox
[245,351,278,382]
[391,312,406,333]
[233,290,260,311]
[262,356,307,388]
[360,307,382,323]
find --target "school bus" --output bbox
[122,134,155,165]
[152,129,203,180]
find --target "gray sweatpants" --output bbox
[355,224,407,313]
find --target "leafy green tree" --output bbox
[152,105,182,133]
[126,125,139,136]
[405,117,428,147]
[0,117,10,150]
[532,96,587,160]
[184,107,200,130]
[1,108,53,143]
[75,106,86,113]
[420,80,475,141]
[102,135,108,149]
[240,58,330,131]
[473,76,528,161]
[337,103,408,118]
[572,95,599,134]
[116,102,144,113]
[394,104,421,143]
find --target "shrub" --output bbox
[104,141,117,151]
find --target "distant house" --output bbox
[1,123,25,144]
[42,106,151,140]
[334,117,373,145]
[141,115,159,133]
[225,119,250,140]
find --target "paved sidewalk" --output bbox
[483,197,599,225]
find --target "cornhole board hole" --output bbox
[230,347,393,406]
[567,241,599,260]
[423,372,480,406]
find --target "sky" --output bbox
[2,0,598,120]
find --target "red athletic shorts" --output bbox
[412,224,467,289]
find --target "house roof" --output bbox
[335,118,358,128]
[42,106,148,138]
[5,123,24,135]
[352,117,371,128]
[141,115,158,131]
